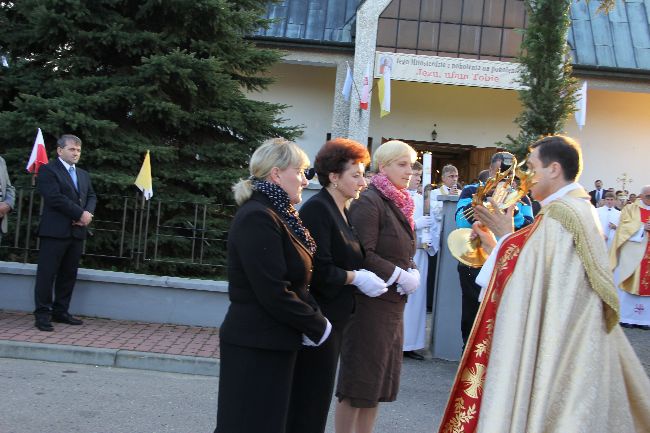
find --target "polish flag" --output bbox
[359,63,370,110]
[26,128,49,173]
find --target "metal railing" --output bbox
[0,188,235,276]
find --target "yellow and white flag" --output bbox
[134,150,153,200]
[378,63,391,117]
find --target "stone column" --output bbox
[330,57,354,139]
[346,0,392,145]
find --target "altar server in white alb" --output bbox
[596,191,621,249]
[610,185,650,330]
[402,161,441,360]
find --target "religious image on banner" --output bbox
[378,54,392,117]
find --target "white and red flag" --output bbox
[26,128,49,173]
[359,63,371,110]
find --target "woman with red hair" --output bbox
[286,138,387,433]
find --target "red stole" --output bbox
[639,208,650,296]
[438,217,541,433]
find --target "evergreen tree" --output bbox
[503,0,614,158]
[0,0,298,276]
[502,0,577,158]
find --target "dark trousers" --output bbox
[426,253,438,311]
[33,237,83,320]
[286,318,347,433]
[457,263,482,345]
[215,342,297,433]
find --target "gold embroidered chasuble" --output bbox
[438,193,650,433]
[610,201,650,296]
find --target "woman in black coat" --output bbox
[286,138,387,433]
[214,138,331,433]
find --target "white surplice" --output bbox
[403,190,440,351]
[597,205,621,249]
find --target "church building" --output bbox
[250,0,649,193]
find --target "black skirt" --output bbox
[215,342,297,433]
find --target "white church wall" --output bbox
[366,80,522,147]
[564,88,650,195]
[251,61,648,193]
[247,62,336,160]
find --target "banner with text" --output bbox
[374,52,524,90]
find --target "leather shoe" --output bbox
[35,321,54,332]
[404,350,425,361]
[51,313,83,325]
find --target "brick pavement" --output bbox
[1,309,649,373]
[0,310,220,358]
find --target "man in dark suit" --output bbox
[0,155,16,245]
[33,134,97,332]
[589,179,605,207]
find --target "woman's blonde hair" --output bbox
[373,140,417,171]
[232,138,310,205]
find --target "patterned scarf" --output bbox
[252,179,317,254]
[371,173,415,229]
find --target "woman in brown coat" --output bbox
[335,140,419,433]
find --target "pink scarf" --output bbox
[371,173,415,229]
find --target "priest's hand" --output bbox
[471,222,497,254]
[473,198,514,239]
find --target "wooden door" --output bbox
[468,147,499,183]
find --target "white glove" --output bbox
[396,267,419,295]
[352,269,388,297]
[415,215,434,230]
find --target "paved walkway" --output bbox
[0,310,220,375]
[2,308,650,378]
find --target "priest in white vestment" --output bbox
[437,136,650,433]
[610,185,650,329]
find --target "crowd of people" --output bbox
[1,133,649,433]
[213,135,650,433]
[587,179,650,330]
